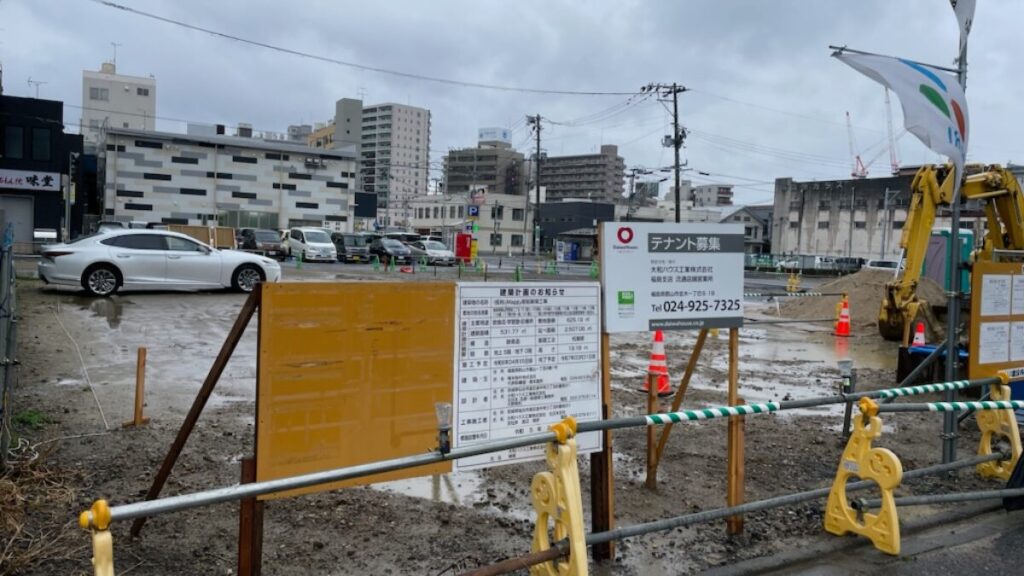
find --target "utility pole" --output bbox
[644,83,688,222]
[527,114,542,254]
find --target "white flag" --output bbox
[834,52,968,177]
[950,0,976,55]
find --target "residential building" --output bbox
[81,62,156,144]
[101,127,358,232]
[633,181,660,202]
[693,184,734,207]
[308,122,334,149]
[720,205,772,253]
[539,145,625,203]
[443,141,526,197]
[287,124,312,143]
[772,173,922,259]
[407,192,533,251]
[1,94,84,250]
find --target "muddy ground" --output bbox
[3,269,1004,575]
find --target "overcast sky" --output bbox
[2,0,1020,204]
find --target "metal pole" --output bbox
[672,85,682,222]
[848,184,855,258]
[857,487,1024,510]
[943,39,969,465]
[532,114,542,255]
[877,400,1024,413]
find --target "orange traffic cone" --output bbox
[835,300,851,337]
[641,330,673,397]
[912,321,926,346]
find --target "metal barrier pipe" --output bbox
[877,400,1024,413]
[83,378,1006,527]
[743,291,848,298]
[83,429,556,526]
[743,318,835,325]
[856,487,1024,510]
[458,452,1007,576]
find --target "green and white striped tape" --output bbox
[645,402,781,425]
[925,400,1024,412]
[877,380,974,399]
[744,292,828,298]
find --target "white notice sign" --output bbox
[1013,276,1024,316]
[981,275,1012,317]
[1011,322,1024,362]
[453,282,603,471]
[601,223,744,332]
[978,322,1010,365]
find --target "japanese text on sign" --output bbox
[453,282,603,470]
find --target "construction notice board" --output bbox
[600,222,745,332]
[969,261,1024,382]
[453,282,603,470]
[256,282,454,498]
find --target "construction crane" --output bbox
[846,111,868,179]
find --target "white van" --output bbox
[287,227,337,262]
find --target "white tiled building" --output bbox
[102,128,359,232]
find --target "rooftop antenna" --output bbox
[110,42,122,66]
[357,86,367,101]
[27,77,47,98]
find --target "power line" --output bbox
[89,0,638,97]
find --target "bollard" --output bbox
[372,254,380,271]
[123,347,150,428]
[514,265,522,282]
[589,260,599,280]
[80,500,115,576]
[483,262,488,282]
[458,260,464,279]
[295,250,303,269]
[839,359,855,440]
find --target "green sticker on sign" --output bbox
[617,291,635,305]
[617,290,635,318]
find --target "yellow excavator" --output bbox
[879,163,1024,344]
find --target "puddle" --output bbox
[373,471,484,506]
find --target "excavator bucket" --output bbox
[878,287,943,345]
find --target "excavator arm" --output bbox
[879,164,1024,344]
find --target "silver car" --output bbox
[38,229,282,296]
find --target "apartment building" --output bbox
[81,62,156,144]
[693,184,734,207]
[443,141,526,197]
[101,127,359,231]
[539,144,625,203]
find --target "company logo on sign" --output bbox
[617,227,634,244]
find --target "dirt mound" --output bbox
[778,269,946,336]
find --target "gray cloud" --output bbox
[2,0,1019,205]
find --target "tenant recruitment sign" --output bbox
[600,222,744,332]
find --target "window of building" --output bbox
[789,221,800,229]
[31,128,51,161]
[122,122,130,128]
[490,233,503,246]
[3,126,24,159]
[433,206,439,219]
[817,221,829,229]
[89,87,109,101]
[449,206,456,219]
[818,201,831,210]
[89,119,100,129]
[491,205,504,220]
[893,221,905,229]
[458,206,464,218]
[511,234,524,247]
[854,221,867,229]
[137,87,150,96]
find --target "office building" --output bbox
[407,192,533,251]
[81,62,156,144]
[443,141,526,197]
[693,184,734,207]
[101,127,360,232]
[539,145,625,202]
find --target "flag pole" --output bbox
[827,45,961,74]
[942,31,969,465]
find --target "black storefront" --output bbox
[0,94,83,251]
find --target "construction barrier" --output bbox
[78,373,1020,575]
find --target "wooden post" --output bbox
[238,457,264,576]
[726,327,744,534]
[122,347,150,427]
[645,370,658,490]
[131,289,260,537]
[651,328,708,471]
[591,332,615,562]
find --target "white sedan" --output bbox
[411,240,456,266]
[38,229,281,297]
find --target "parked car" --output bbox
[404,241,428,263]
[239,228,286,260]
[370,238,412,265]
[411,240,456,266]
[331,232,371,263]
[37,229,281,297]
[865,259,905,271]
[385,232,422,244]
[286,227,337,262]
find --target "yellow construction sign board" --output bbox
[256,282,454,498]
[969,261,1024,380]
